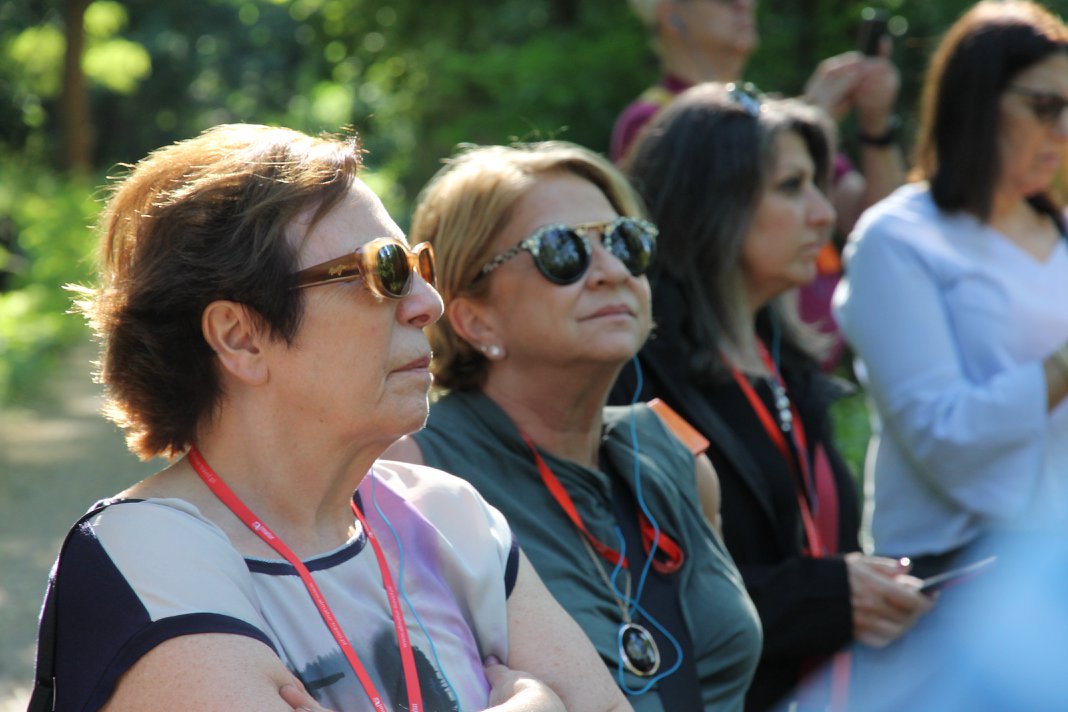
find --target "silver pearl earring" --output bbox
[481,344,503,359]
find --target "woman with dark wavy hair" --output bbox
[617,83,931,711]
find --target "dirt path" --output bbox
[0,343,160,708]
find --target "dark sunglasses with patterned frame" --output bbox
[476,216,658,286]
[291,237,436,299]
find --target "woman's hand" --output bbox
[483,657,566,711]
[504,553,634,711]
[852,53,901,137]
[845,552,934,648]
[278,683,336,712]
[803,52,865,120]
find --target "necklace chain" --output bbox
[520,434,663,678]
[579,531,632,622]
[766,376,794,433]
[578,521,662,678]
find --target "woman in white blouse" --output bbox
[834,0,1068,578]
[833,2,1068,704]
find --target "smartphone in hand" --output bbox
[857,8,889,56]
[919,555,997,595]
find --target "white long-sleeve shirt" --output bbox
[833,183,1068,558]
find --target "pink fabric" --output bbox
[833,152,854,185]
[799,269,846,371]
[610,75,692,163]
[611,101,664,163]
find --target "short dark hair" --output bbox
[75,124,362,459]
[914,0,1068,219]
[623,82,834,382]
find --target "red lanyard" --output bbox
[520,434,684,574]
[726,346,826,557]
[188,446,423,712]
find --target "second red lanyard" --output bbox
[727,345,826,557]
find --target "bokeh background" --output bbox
[2,0,1059,705]
[0,0,1006,404]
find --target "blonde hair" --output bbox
[410,141,646,391]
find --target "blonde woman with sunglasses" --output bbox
[385,141,762,711]
[29,124,630,712]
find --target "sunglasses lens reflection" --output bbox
[608,219,657,276]
[374,242,412,297]
[535,228,590,284]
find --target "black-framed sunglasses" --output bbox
[1007,85,1068,127]
[726,81,764,117]
[476,216,658,286]
[291,237,436,299]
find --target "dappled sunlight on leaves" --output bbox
[83,38,152,94]
[84,0,129,38]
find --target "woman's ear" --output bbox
[201,301,270,386]
[448,296,502,355]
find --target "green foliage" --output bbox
[0,155,98,403]
[84,39,152,94]
[4,0,1068,411]
[829,378,873,488]
[84,0,128,37]
[0,0,153,158]
[364,8,652,211]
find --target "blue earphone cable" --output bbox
[607,355,685,695]
[369,472,461,709]
[607,526,685,695]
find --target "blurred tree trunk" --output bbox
[548,0,578,26]
[62,0,91,174]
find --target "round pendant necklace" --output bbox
[580,535,661,677]
[517,432,673,679]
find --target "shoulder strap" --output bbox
[630,353,780,524]
[647,398,709,456]
[28,501,115,712]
